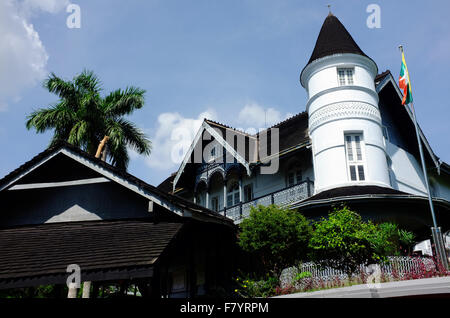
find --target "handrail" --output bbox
[220,178,314,213]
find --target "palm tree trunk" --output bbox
[95,136,110,159]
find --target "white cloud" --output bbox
[143,102,292,172]
[0,0,69,111]
[237,102,291,130]
[145,109,217,170]
[20,0,70,15]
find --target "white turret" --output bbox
[301,13,390,193]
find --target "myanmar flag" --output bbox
[399,51,413,105]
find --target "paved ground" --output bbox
[274,276,450,298]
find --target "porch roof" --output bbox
[0,219,182,289]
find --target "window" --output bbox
[382,126,389,141]
[208,145,217,162]
[243,184,253,202]
[337,68,354,86]
[208,144,221,162]
[227,182,240,207]
[287,168,302,187]
[345,133,365,181]
[211,196,219,212]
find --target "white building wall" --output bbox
[434,176,450,201]
[302,53,390,193]
[385,141,427,196]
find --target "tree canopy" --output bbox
[26,70,151,170]
[238,204,312,276]
[308,205,415,276]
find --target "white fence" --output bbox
[295,256,436,281]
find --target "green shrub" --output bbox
[309,205,416,277]
[294,271,312,283]
[238,204,312,276]
[234,274,278,298]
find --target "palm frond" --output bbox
[28,70,150,171]
[74,69,102,93]
[26,104,76,133]
[44,73,78,106]
[103,86,146,117]
[108,140,129,171]
[106,118,151,155]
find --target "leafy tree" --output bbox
[238,204,312,276]
[398,229,416,253]
[367,222,415,257]
[309,206,380,277]
[309,205,416,277]
[26,70,151,170]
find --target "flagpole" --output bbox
[399,45,449,270]
[409,101,437,228]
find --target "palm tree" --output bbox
[26,70,151,170]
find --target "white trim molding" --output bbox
[309,101,382,134]
[8,177,110,190]
[172,120,251,192]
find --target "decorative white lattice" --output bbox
[309,101,381,133]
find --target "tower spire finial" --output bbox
[327,4,332,16]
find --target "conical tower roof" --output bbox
[306,13,370,66]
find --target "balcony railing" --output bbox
[218,179,314,222]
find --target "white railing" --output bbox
[220,179,314,222]
[296,256,437,281]
[279,257,440,289]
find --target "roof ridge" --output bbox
[255,111,307,137]
[270,111,307,129]
[206,111,308,138]
[204,119,252,136]
[0,141,233,225]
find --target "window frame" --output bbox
[243,183,253,202]
[337,67,355,86]
[286,167,302,187]
[344,133,367,182]
[227,181,240,207]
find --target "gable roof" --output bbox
[259,112,309,158]
[375,70,447,174]
[171,113,311,191]
[172,120,254,191]
[0,141,233,226]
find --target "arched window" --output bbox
[227,181,240,207]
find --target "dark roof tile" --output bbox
[303,14,375,73]
[304,185,408,202]
[0,220,182,280]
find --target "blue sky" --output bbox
[1,0,449,186]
